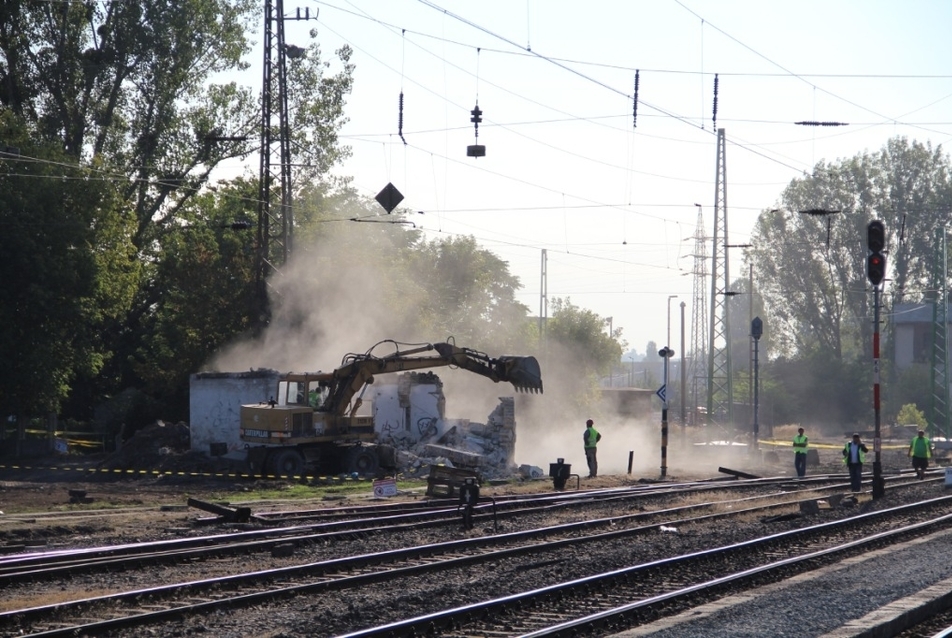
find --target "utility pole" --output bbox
[659,346,675,478]
[539,248,548,361]
[749,263,754,421]
[690,205,708,427]
[930,229,950,441]
[708,129,733,432]
[867,220,887,499]
[255,1,314,330]
[680,300,686,438]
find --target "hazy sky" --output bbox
[265,0,952,355]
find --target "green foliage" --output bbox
[896,403,927,428]
[547,299,622,374]
[0,1,628,431]
[0,0,355,421]
[128,181,258,411]
[751,137,952,361]
[0,114,138,417]
[545,298,624,417]
[760,350,868,430]
[889,364,930,425]
[748,136,952,427]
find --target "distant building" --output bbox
[893,303,947,369]
[599,388,655,420]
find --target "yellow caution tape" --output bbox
[759,438,907,450]
[0,463,378,483]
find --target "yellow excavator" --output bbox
[240,339,543,477]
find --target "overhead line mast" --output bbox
[707,128,733,433]
[255,1,313,330]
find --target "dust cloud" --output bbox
[204,230,748,480]
[209,242,423,373]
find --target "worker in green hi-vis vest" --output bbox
[908,429,931,480]
[792,427,808,478]
[583,419,602,478]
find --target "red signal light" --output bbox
[867,252,886,286]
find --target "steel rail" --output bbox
[7,489,952,637]
[0,474,933,586]
[337,495,952,637]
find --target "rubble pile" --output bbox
[100,420,212,472]
[396,398,517,479]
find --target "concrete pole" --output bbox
[680,301,686,438]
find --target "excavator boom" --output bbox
[319,340,542,416]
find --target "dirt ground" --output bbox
[0,426,931,519]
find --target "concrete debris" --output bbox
[387,397,518,479]
[519,464,545,479]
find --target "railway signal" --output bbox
[866,220,887,286]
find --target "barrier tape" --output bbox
[758,438,907,450]
[0,463,373,484]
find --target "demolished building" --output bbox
[189,370,518,477]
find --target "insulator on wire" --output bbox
[467,102,485,157]
[398,92,406,145]
[633,70,640,128]
[712,73,719,129]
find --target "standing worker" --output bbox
[908,429,932,480]
[583,419,602,478]
[842,433,868,492]
[793,427,809,478]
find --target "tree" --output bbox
[126,180,258,414]
[750,137,952,361]
[0,115,138,420]
[0,1,355,421]
[544,298,623,417]
[746,137,952,428]
[896,403,926,428]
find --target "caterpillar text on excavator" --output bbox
[240,339,543,478]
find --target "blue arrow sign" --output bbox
[656,384,667,403]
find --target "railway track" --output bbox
[340,498,952,637]
[0,473,928,586]
[2,479,948,637]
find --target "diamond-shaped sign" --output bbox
[375,182,404,214]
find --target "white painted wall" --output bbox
[372,379,446,445]
[894,324,915,370]
[189,370,279,456]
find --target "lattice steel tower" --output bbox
[930,228,950,440]
[707,129,733,430]
[689,206,709,425]
[255,1,311,327]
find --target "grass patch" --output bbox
[219,478,427,503]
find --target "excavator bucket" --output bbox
[499,356,544,394]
